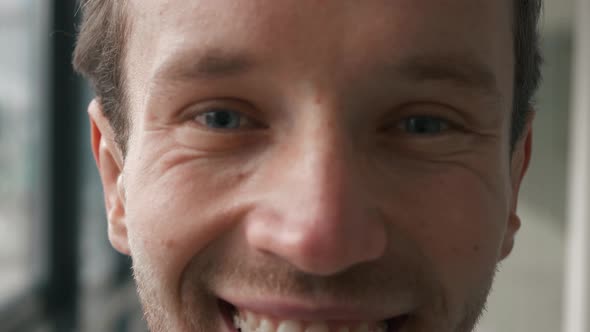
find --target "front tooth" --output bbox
[277,320,303,332]
[232,312,243,330]
[305,323,329,332]
[234,309,386,332]
[246,311,257,330]
[258,318,274,332]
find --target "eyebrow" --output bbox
[153,48,502,100]
[153,48,258,83]
[394,54,502,99]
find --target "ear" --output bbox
[88,99,130,255]
[499,111,535,260]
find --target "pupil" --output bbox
[407,117,441,134]
[205,111,239,129]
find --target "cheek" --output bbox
[413,173,507,257]
[123,140,258,298]
[385,164,510,312]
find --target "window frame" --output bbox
[0,0,83,331]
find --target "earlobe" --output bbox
[500,213,521,260]
[88,99,131,255]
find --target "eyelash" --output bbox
[386,116,457,135]
[381,102,467,136]
[187,101,265,131]
[187,100,462,136]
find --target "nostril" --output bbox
[386,315,409,332]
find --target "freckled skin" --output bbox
[89,1,533,331]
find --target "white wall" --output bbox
[477,1,575,331]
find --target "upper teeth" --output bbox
[233,309,386,332]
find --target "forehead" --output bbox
[125,0,513,107]
[129,0,512,29]
[128,0,513,40]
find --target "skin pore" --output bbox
[89,0,533,331]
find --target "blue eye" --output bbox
[199,109,243,129]
[402,116,450,135]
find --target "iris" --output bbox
[403,116,449,134]
[203,109,242,129]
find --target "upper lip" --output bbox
[218,293,413,322]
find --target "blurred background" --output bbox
[0,0,587,331]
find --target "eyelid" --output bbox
[390,116,452,136]
[381,103,469,132]
[378,114,442,130]
[397,116,451,131]
[185,99,267,130]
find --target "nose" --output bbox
[245,118,388,276]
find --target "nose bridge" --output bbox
[246,107,387,276]
[275,92,355,216]
[298,116,350,216]
[278,100,358,228]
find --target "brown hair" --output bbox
[73,0,130,153]
[73,0,543,154]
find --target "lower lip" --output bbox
[217,299,409,332]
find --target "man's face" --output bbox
[90,0,533,331]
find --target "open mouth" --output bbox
[219,299,409,332]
